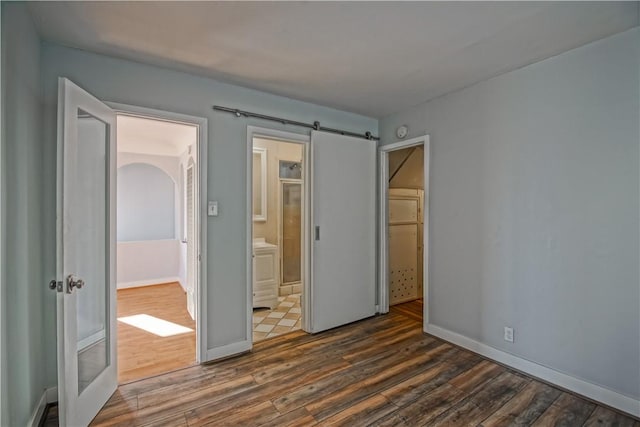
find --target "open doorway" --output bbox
[251,136,306,342]
[379,136,430,326]
[387,146,425,321]
[115,113,199,383]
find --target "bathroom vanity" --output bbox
[252,238,279,309]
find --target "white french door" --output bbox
[55,78,117,426]
[309,131,377,333]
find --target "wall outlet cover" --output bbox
[504,326,514,343]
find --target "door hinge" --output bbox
[49,279,63,293]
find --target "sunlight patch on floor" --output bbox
[118,314,193,337]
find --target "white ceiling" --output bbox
[29,2,638,118]
[117,115,196,156]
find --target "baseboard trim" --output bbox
[425,323,640,418]
[45,387,57,404]
[117,277,182,290]
[27,392,46,427]
[28,387,57,427]
[205,340,251,363]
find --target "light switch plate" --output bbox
[208,201,218,216]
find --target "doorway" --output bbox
[246,126,378,341]
[115,113,200,383]
[379,136,430,327]
[250,134,307,342]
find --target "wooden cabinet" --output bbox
[253,239,279,309]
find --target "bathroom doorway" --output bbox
[114,109,204,383]
[250,133,308,342]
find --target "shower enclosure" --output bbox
[279,160,303,289]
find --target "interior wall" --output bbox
[40,42,377,384]
[117,162,176,241]
[1,3,48,426]
[380,27,640,401]
[118,151,183,246]
[252,138,303,246]
[116,160,182,288]
[117,147,195,291]
[116,240,181,289]
[118,152,180,183]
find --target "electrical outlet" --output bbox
[504,327,514,343]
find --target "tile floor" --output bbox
[252,293,301,341]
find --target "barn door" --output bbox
[309,131,377,333]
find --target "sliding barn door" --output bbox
[310,131,377,333]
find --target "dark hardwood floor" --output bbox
[46,299,638,426]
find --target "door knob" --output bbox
[66,274,85,293]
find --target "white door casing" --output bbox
[110,102,207,363]
[309,131,377,333]
[378,135,431,324]
[246,126,311,342]
[56,77,117,427]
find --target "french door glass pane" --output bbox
[74,108,110,394]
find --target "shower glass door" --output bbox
[281,181,302,285]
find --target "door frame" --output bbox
[108,102,208,364]
[378,135,430,329]
[246,126,311,343]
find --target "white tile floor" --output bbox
[252,293,301,341]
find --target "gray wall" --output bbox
[380,28,640,399]
[40,43,377,388]
[117,163,176,241]
[1,3,48,426]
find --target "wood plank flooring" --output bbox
[117,283,196,383]
[79,299,637,426]
[391,298,423,322]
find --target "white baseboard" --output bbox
[27,392,46,427]
[205,340,251,363]
[425,323,640,418]
[117,276,182,290]
[45,387,57,404]
[28,387,57,427]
